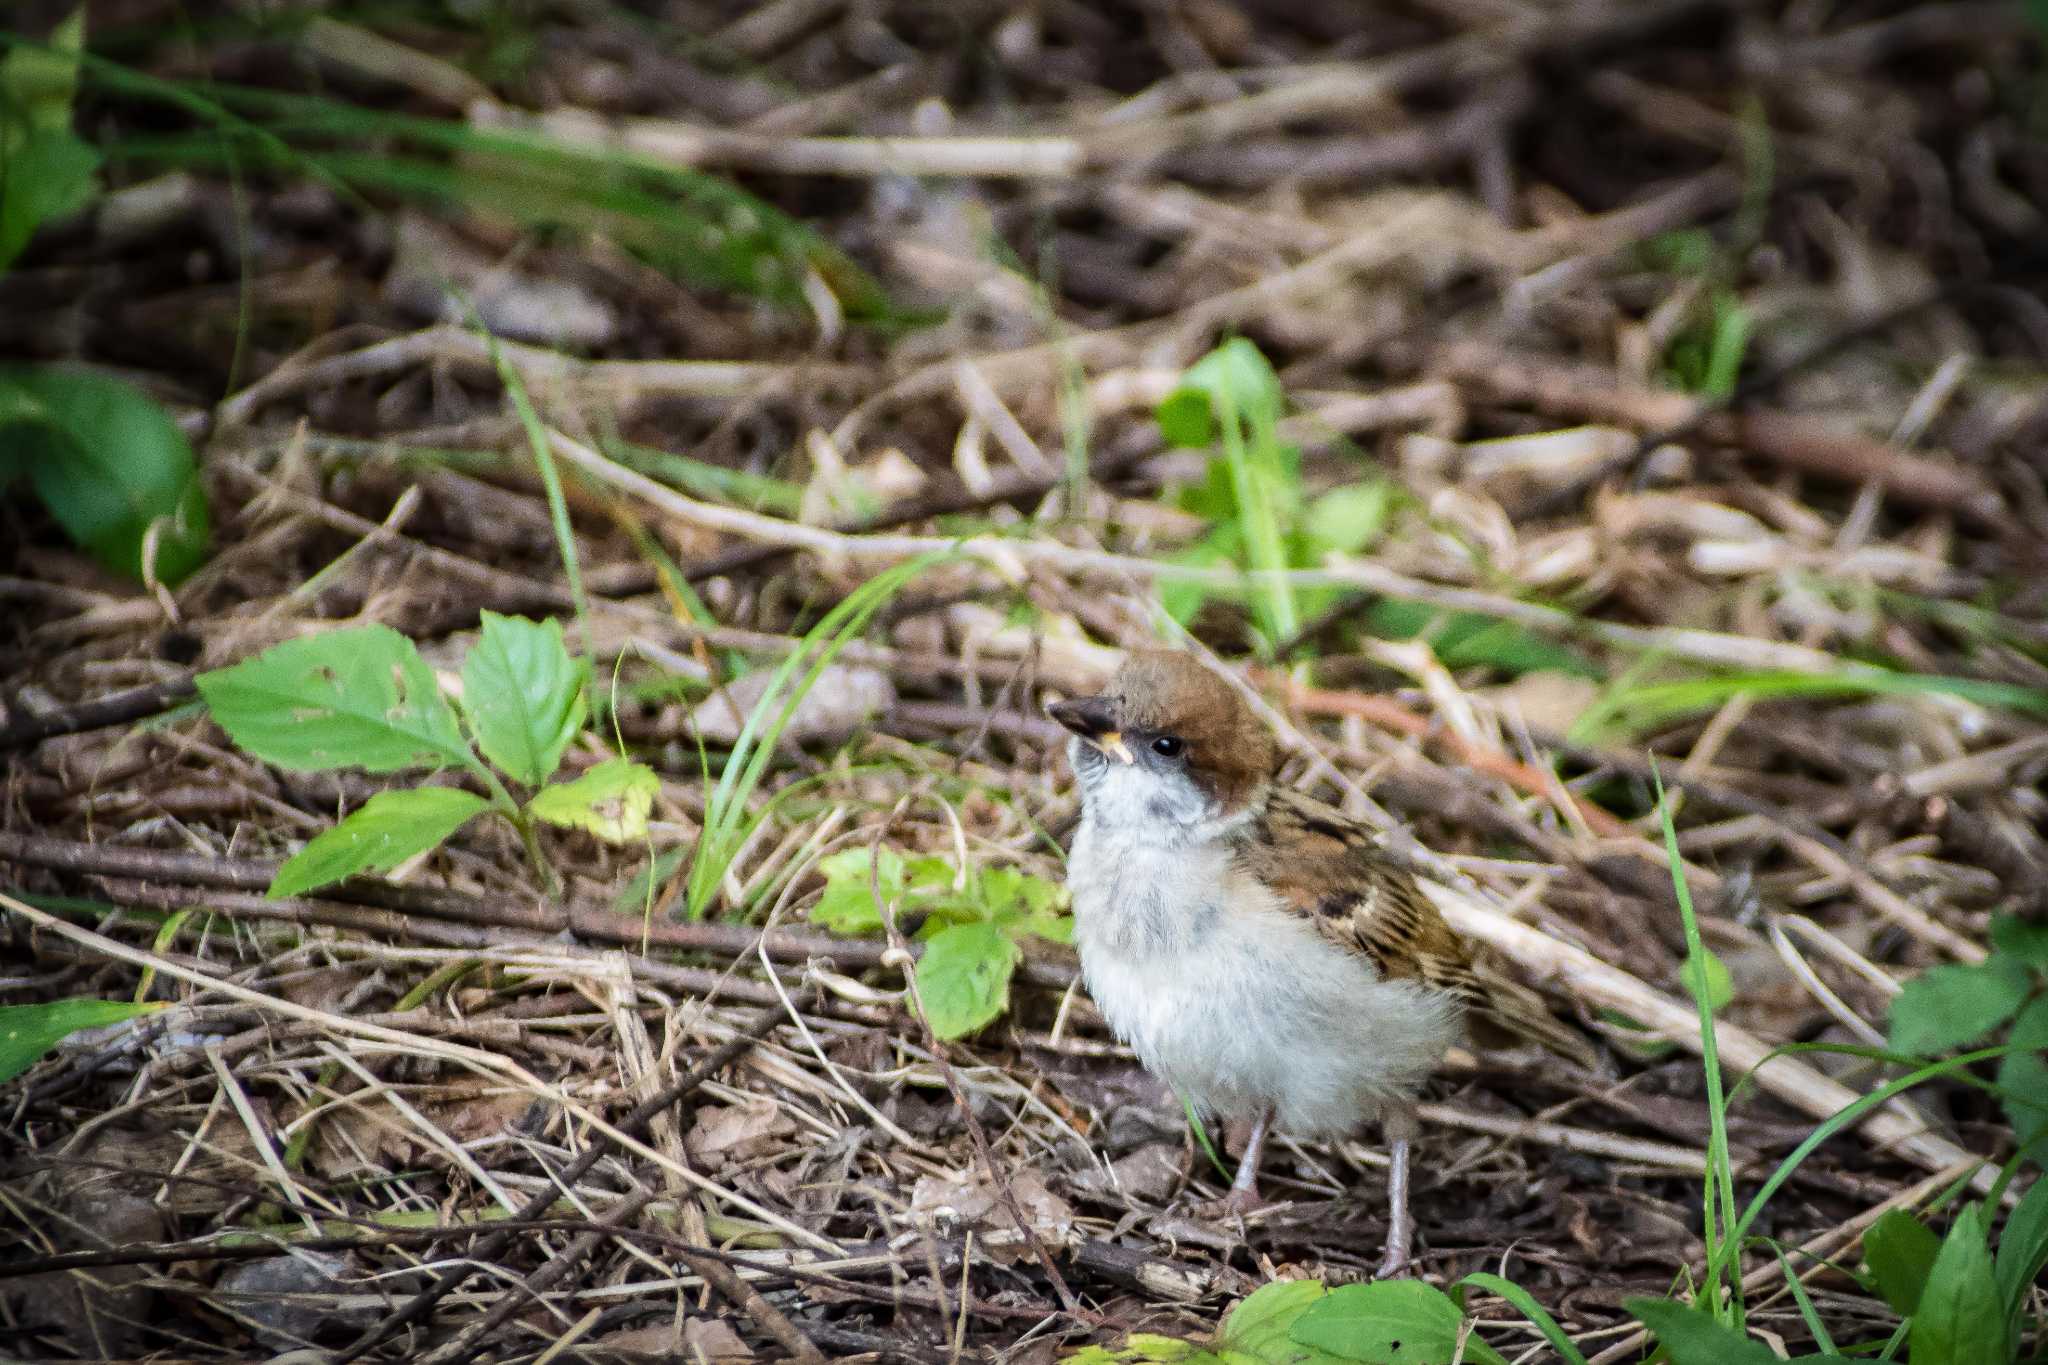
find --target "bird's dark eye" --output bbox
[1151,735,1186,759]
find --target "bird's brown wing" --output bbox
[1242,788,1599,1069]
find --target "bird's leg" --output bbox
[1376,1106,1418,1278]
[1215,1105,1274,1216]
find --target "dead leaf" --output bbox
[685,1099,796,1167]
[910,1167,1076,1262]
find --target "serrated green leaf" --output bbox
[1625,1300,1780,1365]
[1679,946,1734,1014]
[461,612,588,785]
[197,625,472,773]
[914,920,1017,1039]
[0,997,162,1086]
[1990,914,2048,969]
[1994,1173,2048,1320]
[980,865,1070,941]
[1911,1203,2009,1365]
[0,368,208,582]
[809,847,905,934]
[1888,958,2031,1056]
[1303,483,1391,557]
[269,786,488,898]
[527,758,658,843]
[1288,1280,1507,1365]
[1863,1208,1941,1316]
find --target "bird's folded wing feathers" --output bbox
[1246,789,1600,1070]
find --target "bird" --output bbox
[1048,648,1598,1277]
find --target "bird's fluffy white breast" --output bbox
[1066,742,1461,1136]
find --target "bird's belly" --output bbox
[1074,871,1462,1137]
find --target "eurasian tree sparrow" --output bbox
[1050,650,1597,1277]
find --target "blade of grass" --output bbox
[1592,669,2048,741]
[1716,1042,2002,1273]
[1457,1271,1590,1365]
[685,552,953,918]
[602,436,803,517]
[1653,760,1742,1328]
[99,76,894,314]
[1771,1245,1837,1356]
[491,406,589,661]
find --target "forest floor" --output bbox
[3,0,2047,1361]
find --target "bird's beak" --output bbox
[1046,695,1135,764]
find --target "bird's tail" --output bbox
[1467,956,1601,1071]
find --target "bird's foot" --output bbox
[1374,1212,1414,1278]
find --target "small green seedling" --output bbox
[811,847,1069,1040]
[1156,338,1387,650]
[1155,340,1593,678]
[1889,914,2048,1154]
[197,613,654,897]
[0,14,212,588]
[0,11,100,274]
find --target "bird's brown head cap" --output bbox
[1048,650,1276,813]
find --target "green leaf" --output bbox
[197,625,473,773]
[0,7,87,132]
[0,128,101,272]
[1303,483,1391,557]
[1910,1203,2010,1365]
[1064,1281,1355,1365]
[1221,1280,1349,1364]
[0,368,208,583]
[1994,1174,2048,1320]
[1624,1300,1780,1365]
[809,846,906,934]
[1863,1208,1941,1316]
[1360,600,1596,679]
[1679,947,1734,1014]
[1161,536,1237,628]
[527,758,659,843]
[684,552,944,918]
[980,866,1071,940]
[1181,338,1285,425]
[1998,995,2048,1145]
[1990,914,2048,969]
[1177,457,1240,521]
[1887,958,2031,1056]
[1289,1280,1507,1365]
[914,920,1017,1040]
[1064,1335,1201,1364]
[1157,386,1216,449]
[0,997,162,1086]
[269,786,488,898]
[460,612,588,786]
[615,844,689,915]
